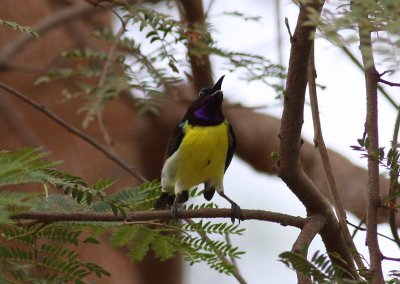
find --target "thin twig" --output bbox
[12,209,306,228]
[382,255,400,262]
[185,218,247,284]
[379,70,391,77]
[0,222,48,244]
[284,17,293,43]
[321,28,398,109]
[96,25,126,154]
[224,233,238,267]
[0,82,147,183]
[351,214,366,239]
[347,221,398,243]
[379,78,400,87]
[308,43,365,272]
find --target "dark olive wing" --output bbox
[165,120,185,159]
[224,123,236,171]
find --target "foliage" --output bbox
[305,0,400,71]
[35,3,285,128]
[0,224,110,283]
[0,148,245,281]
[350,135,400,204]
[110,221,244,274]
[0,19,39,38]
[0,147,59,185]
[279,250,366,284]
[388,270,400,284]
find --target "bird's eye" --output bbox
[199,88,208,97]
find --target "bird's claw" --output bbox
[171,205,180,224]
[230,203,244,224]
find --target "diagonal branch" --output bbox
[277,0,357,279]
[308,43,365,271]
[0,82,147,183]
[291,215,326,284]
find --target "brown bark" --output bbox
[178,0,213,92]
[358,13,384,282]
[277,0,358,277]
[291,215,326,284]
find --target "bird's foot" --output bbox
[230,202,244,224]
[171,205,180,224]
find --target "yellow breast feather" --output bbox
[162,120,229,193]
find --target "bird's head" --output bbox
[185,75,225,126]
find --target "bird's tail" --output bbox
[154,191,189,209]
[154,192,170,209]
[203,182,216,201]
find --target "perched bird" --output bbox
[154,75,243,223]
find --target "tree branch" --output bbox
[0,82,147,183]
[291,215,326,284]
[358,9,384,284]
[277,0,357,278]
[12,209,305,227]
[308,43,365,271]
[177,0,213,92]
[278,0,329,213]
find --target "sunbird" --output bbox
[154,75,243,223]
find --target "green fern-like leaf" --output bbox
[36,226,82,245]
[152,234,177,261]
[127,226,156,261]
[0,191,37,223]
[0,148,59,186]
[1,225,36,246]
[183,220,245,235]
[0,19,39,38]
[279,250,366,283]
[35,194,87,212]
[280,251,328,282]
[92,180,162,212]
[0,223,110,282]
[110,225,140,247]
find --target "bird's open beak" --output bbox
[210,75,225,93]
